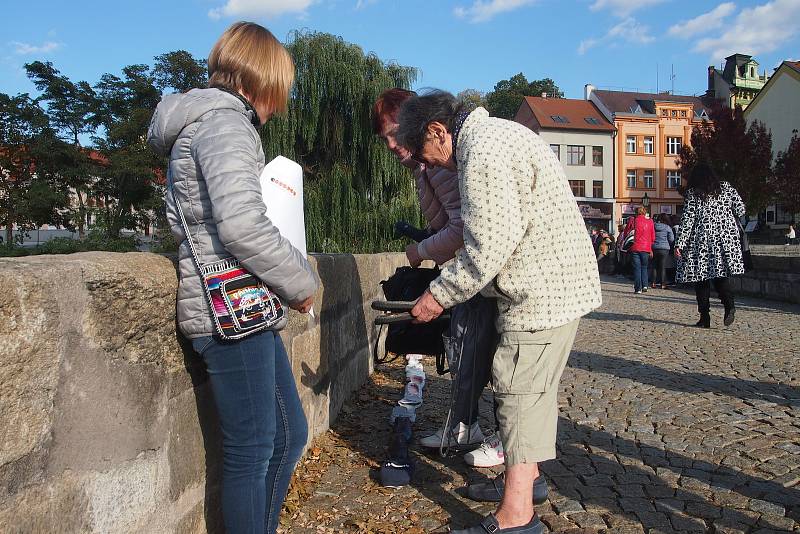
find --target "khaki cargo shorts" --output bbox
[492,319,580,465]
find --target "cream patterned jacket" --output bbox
[428,108,602,333]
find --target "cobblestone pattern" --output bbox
[281,279,800,533]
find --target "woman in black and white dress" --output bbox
[675,162,746,328]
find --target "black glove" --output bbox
[394,221,433,243]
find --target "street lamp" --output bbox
[642,192,650,209]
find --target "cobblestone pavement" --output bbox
[281,278,800,533]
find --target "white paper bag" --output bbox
[260,155,307,258]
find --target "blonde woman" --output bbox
[148,22,317,533]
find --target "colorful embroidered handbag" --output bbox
[172,185,285,340]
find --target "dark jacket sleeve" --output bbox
[192,116,318,303]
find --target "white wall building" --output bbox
[745,60,800,227]
[515,95,616,232]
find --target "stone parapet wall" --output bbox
[729,254,800,304]
[0,252,406,533]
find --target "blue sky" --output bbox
[2,0,799,102]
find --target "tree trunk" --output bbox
[75,189,86,239]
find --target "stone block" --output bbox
[167,384,220,501]
[0,472,91,533]
[0,260,69,468]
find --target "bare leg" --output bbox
[494,462,538,528]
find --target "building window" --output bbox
[667,137,682,155]
[626,136,636,154]
[627,170,637,189]
[567,145,585,165]
[643,170,654,189]
[550,144,560,160]
[644,136,654,154]
[671,110,678,117]
[661,109,669,117]
[569,180,585,197]
[667,170,681,189]
[680,110,687,118]
[584,117,601,125]
[550,115,570,123]
[592,146,603,166]
[593,180,603,198]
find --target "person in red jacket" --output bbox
[623,207,656,293]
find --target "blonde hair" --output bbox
[636,206,647,216]
[208,22,294,115]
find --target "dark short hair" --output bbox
[371,88,416,135]
[396,90,464,156]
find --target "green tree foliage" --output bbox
[457,89,485,110]
[773,133,800,214]
[0,93,70,244]
[152,50,208,93]
[260,31,422,253]
[92,64,163,238]
[484,73,564,119]
[25,61,99,236]
[678,102,774,214]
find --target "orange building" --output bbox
[586,85,712,226]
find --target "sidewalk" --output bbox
[280,279,800,533]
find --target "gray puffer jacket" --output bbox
[147,88,318,338]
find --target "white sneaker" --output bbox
[464,432,505,467]
[419,421,485,449]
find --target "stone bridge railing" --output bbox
[0,252,407,533]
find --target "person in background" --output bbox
[623,206,655,294]
[373,89,502,466]
[651,214,675,289]
[675,162,746,328]
[786,224,796,246]
[613,223,628,277]
[147,22,317,534]
[397,90,601,534]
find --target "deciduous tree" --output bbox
[0,93,70,244]
[678,102,774,214]
[152,50,208,93]
[485,73,564,119]
[774,132,800,214]
[260,31,421,253]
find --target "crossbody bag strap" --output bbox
[169,169,206,275]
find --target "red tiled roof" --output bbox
[593,90,712,118]
[521,97,615,132]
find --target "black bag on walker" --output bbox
[378,266,447,358]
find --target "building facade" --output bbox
[707,54,769,110]
[744,61,800,227]
[587,86,712,227]
[514,96,616,232]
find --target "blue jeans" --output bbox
[192,331,308,534]
[631,251,651,292]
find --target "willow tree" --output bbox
[261,31,422,253]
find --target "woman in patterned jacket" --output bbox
[675,162,746,328]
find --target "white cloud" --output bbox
[668,3,736,39]
[578,17,654,55]
[355,0,377,8]
[454,0,537,23]
[11,41,62,55]
[208,0,315,20]
[692,0,800,61]
[590,0,665,17]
